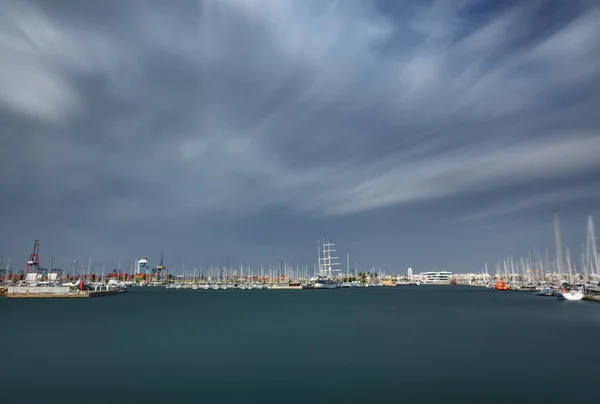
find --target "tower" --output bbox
[136,258,149,275]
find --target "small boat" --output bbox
[555,286,584,301]
[493,279,510,290]
[314,278,338,289]
[535,287,555,297]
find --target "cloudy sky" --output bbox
[1,0,599,274]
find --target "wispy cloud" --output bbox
[298,134,600,216]
[457,184,600,222]
[0,0,599,251]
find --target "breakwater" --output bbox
[583,294,600,302]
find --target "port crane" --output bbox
[26,240,40,273]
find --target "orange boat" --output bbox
[493,279,510,290]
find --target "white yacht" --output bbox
[555,284,584,301]
[314,278,339,289]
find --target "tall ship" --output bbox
[314,240,340,289]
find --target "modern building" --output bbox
[419,271,453,283]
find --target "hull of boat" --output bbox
[556,290,584,301]
[314,282,338,289]
[535,290,555,296]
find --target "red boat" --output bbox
[493,279,510,290]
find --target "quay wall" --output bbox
[5,287,125,298]
[7,286,71,295]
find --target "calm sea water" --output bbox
[1,286,599,404]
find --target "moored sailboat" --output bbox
[555,284,584,301]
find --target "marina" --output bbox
[1,2,598,402]
[1,217,600,404]
[473,214,600,303]
[1,216,600,302]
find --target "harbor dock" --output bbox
[583,294,600,303]
[3,286,126,299]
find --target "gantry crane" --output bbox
[26,240,40,273]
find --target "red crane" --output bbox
[26,239,40,273]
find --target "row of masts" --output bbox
[485,215,600,282]
[553,214,599,279]
[0,249,372,282]
[171,262,316,283]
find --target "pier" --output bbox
[87,289,125,298]
[4,286,126,299]
[583,294,600,303]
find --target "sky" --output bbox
[1,0,600,275]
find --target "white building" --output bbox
[419,271,452,283]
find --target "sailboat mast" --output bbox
[554,213,563,279]
[317,239,321,276]
[346,253,349,280]
[565,246,573,281]
[587,215,599,277]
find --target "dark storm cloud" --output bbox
[1,0,600,270]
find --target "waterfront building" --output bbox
[419,271,452,283]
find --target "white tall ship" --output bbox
[314,240,340,289]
